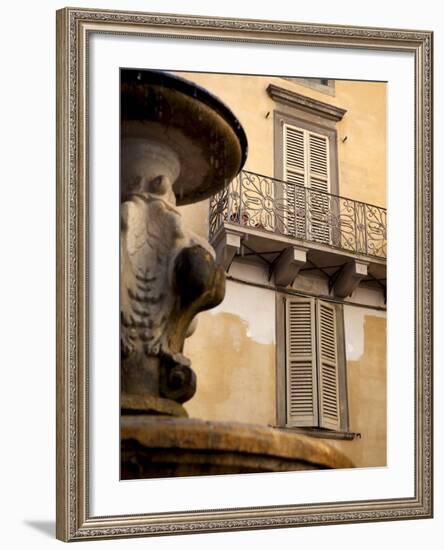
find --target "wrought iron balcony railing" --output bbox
[209,170,387,259]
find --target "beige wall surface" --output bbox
[335,80,387,208]
[184,310,276,425]
[184,280,276,426]
[326,309,387,467]
[184,279,387,468]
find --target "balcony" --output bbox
[209,170,387,298]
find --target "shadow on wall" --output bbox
[23,520,55,538]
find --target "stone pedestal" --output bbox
[120,69,246,412]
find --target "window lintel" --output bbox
[267,83,347,122]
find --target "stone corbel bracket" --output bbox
[273,246,308,287]
[212,227,243,271]
[332,260,369,298]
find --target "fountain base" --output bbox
[121,415,354,479]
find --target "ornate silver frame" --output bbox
[56,7,433,541]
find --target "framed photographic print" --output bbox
[56,7,433,541]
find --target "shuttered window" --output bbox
[285,296,343,430]
[283,124,331,244]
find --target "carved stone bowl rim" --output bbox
[121,415,355,470]
[121,69,248,205]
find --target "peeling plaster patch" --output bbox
[227,315,248,353]
[185,311,276,425]
[344,305,386,361]
[210,280,275,345]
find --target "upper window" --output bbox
[268,83,345,200]
[267,84,346,247]
[282,123,332,244]
[283,124,330,194]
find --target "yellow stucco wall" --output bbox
[184,311,276,426]
[335,80,387,208]
[185,280,277,426]
[323,314,387,467]
[185,302,386,468]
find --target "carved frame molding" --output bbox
[56,7,433,541]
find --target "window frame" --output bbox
[274,110,340,197]
[275,292,350,436]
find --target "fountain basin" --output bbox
[121,415,354,479]
[121,69,248,205]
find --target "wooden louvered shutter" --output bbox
[307,132,331,244]
[283,124,307,239]
[285,297,318,427]
[308,132,329,192]
[316,300,340,430]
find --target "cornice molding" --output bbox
[267,83,347,122]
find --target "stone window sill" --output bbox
[272,426,361,441]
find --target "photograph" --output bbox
[54,5,433,541]
[1,0,439,547]
[119,68,387,480]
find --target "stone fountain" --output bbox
[120,69,353,479]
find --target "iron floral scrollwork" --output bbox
[210,170,387,259]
